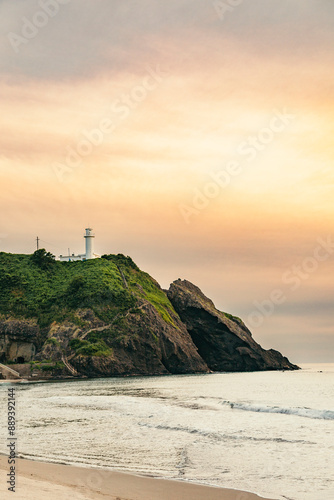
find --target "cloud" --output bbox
[1,0,334,82]
[0,0,203,80]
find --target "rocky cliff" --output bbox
[168,280,299,372]
[0,251,298,380]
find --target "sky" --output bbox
[0,0,333,363]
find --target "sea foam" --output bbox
[228,402,334,420]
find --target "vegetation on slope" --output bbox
[0,250,178,329]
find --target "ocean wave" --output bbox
[227,402,334,420]
[138,422,314,444]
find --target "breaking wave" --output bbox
[227,402,334,420]
[138,422,315,444]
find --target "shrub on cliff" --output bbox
[69,338,111,357]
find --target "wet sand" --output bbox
[0,456,277,500]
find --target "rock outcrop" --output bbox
[168,279,298,372]
[69,301,208,378]
[0,318,38,364]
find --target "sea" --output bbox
[1,363,333,500]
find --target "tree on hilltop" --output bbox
[31,249,56,270]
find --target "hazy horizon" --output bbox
[1,0,333,363]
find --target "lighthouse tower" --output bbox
[84,228,95,259]
[58,228,100,261]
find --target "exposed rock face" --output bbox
[0,318,38,339]
[0,302,208,379]
[0,318,38,363]
[168,279,299,372]
[70,301,208,378]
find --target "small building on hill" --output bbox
[59,228,100,262]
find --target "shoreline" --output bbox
[0,365,305,385]
[0,456,278,500]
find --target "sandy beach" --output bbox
[0,456,277,500]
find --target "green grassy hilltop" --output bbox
[0,250,176,328]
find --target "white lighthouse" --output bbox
[84,228,94,260]
[59,228,100,262]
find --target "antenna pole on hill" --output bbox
[36,237,39,250]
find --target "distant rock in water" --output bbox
[167,279,298,372]
[0,252,298,380]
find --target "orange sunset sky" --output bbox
[1,0,333,362]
